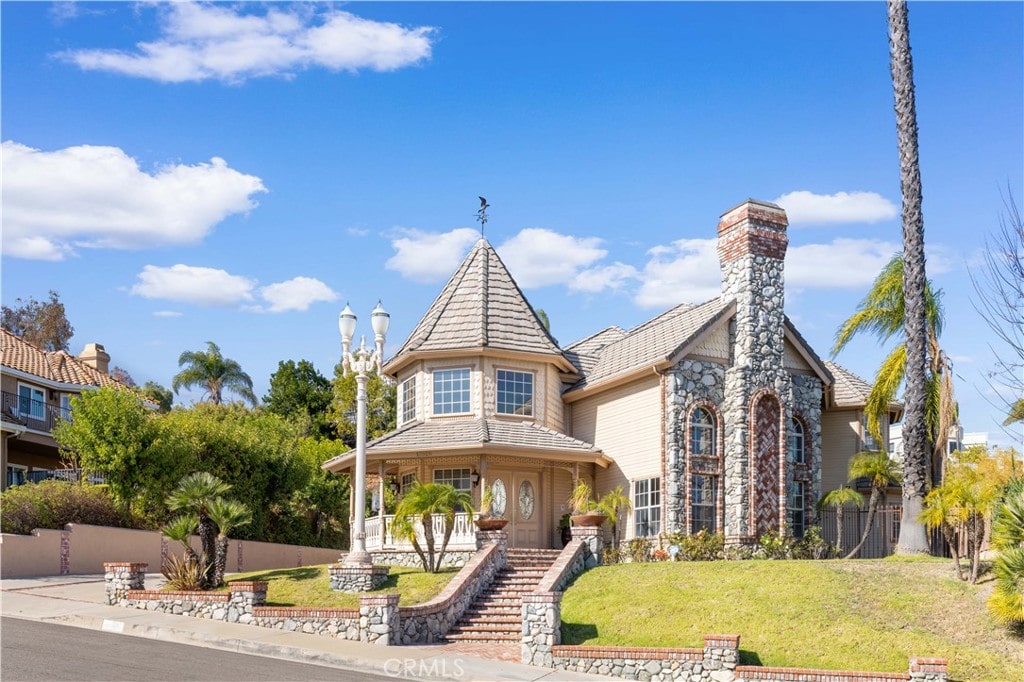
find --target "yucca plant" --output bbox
[162,553,207,591]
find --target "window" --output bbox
[400,472,417,495]
[496,369,533,416]
[18,384,45,420]
[400,378,417,424]
[690,407,716,457]
[788,417,805,464]
[790,481,805,539]
[633,477,661,537]
[691,475,717,534]
[861,414,879,451]
[433,468,472,492]
[433,369,471,415]
[59,393,73,421]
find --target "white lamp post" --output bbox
[338,301,390,566]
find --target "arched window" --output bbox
[690,407,716,457]
[788,417,806,464]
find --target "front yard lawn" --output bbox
[224,564,457,608]
[560,558,1021,682]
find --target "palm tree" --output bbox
[167,472,232,588]
[887,0,930,556]
[172,341,257,406]
[818,487,864,556]
[161,513,200,568]
[1005,399,1024,426]
[920,482,966,580]
[391,482,473,573]
[207,498,252,588]
[596,486,632,550]
[844,451,902,559]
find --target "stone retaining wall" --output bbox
[536,539,589,593]
[368,550,473,569]
[551,636,738,681]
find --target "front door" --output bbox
[488,470,540,548]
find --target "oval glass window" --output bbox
[518,480,535,520]
[491,479,507,517]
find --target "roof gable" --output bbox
[386,239,570,372]
[1,329,124,389]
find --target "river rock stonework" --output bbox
[329,564,390,592]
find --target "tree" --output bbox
[921,483,967,581]
[172,341,257,406]
[596,485,632,550]
[288,438,351,548]
[844,451,902,559]
[989,479,1024,627]
[140,381,174,413]
[53,388,177,518]
[264,360,334,439]
[1,290,74,351]
[887,0,930,556]
[110,367,136,387]
[166,472,232,589]
[329,367,396,449]
[391,482,472,573]
[207,497,252,588]
[818,486,864,556]
[833,255,954,475]
[969,192,1023,440]
[161,513,200,568]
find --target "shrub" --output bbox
[791,526,834,560]
[0,480,127,534]
[754,530,793,560]
[624,537,652,563]
[652,548,669,561]
[602,546,621,564]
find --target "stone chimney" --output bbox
[717,199,788,372]
[78,343,110,374]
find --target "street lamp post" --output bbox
[338,301,390,567]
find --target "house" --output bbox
[325,199,880,549]
[0,329,128,490]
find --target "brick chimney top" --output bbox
[717,199,788,264]
[78,343,110,374]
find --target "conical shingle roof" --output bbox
[386,239,571,372]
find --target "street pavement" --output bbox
[0,575,608,682]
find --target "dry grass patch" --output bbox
[560,558,1021,682]
[224,564,457,608]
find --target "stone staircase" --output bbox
[444,547,561,643]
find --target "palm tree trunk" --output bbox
[888,0,931,556]
[943,525,963,581]
[435,518,455,572]
[422,513,436,573]
[214,535,228,588]
[409,536,429,573]
[845,488,882,559]
[198,514,218,588]
[836,506,845,556]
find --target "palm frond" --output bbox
[864,344,905,440]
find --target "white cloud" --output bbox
[58,3,435,84]
[1,141,266,260]
[131,264,256,306]
[786,238,900,289]
[386,228,479,282]
[634,238,721,308]
[152,310,183,318]
[347,227,370,237]
[570,263,638,294]
[259,276,338,313]
[774,190,898,226]
[497,229,607,288]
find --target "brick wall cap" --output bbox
[522,591,561,603]
[703,634,741,644]
[227,581,268,591]
[360,593,401,606]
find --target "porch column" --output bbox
[378,461,385,521]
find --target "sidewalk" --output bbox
[1,575,607,681]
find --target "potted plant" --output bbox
[474,484,508,531]
[569,480,608,527]
[558,513,572,547]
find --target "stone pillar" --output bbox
[329,563,390,592]
[521,592,561,667]
[702,634,740,671]
[909,658,949,682]
[359,592,400,645]
[475,529,508,569]
[227,581,268,624]
[103,562,147,605]
[570,526,603,567]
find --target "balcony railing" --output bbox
[1,390,70,433]
[364,512,479,551]
[5,468,104,488]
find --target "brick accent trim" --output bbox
[909,658,949,673]
[253,606,359,618]
[704,634,740,646]
[103,562,149,570]
[126,590,230,602]
[226,581,268,591]
[553,645,703,660]
[736,667,910,681]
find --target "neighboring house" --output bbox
[326,199,881,549]
[889,423,989,459]
[0,329,127,490]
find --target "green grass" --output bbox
[223,564,458,608]
[560,559,1022,682]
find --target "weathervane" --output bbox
[476,196,490,236]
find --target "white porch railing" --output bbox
[364,512,479,551]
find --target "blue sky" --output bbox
[2,2,1022,446]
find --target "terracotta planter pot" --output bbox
[570,513,608,527]
[475,517,509,531]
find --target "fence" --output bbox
[818,505,948,558]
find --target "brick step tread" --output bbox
[491,579,543,585]
[443,633,521,643]
[471,600,523,607]
[456,616,521,625]
[447,625,519,635]
[463,608,519,617]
